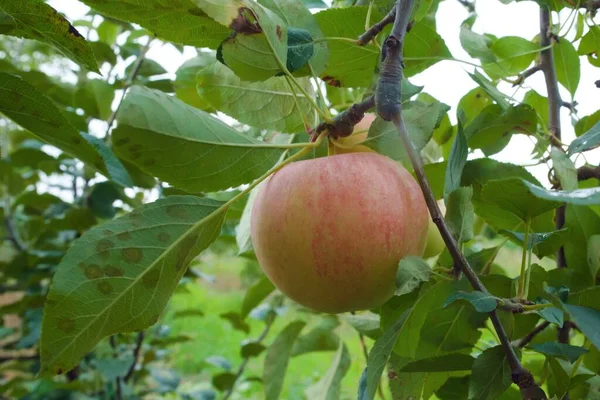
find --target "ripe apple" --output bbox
[250,152,429,313]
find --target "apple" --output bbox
[250,152,429,313]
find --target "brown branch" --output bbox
[512,65,541,86]
[539,8,567,271]
[578,165,600,181]
[123,331,145,383]
[516,321,551,348]
[310,95,375,141]
[456,0,476,13]
[595,79,600,88]
[3,212,26,252]
[104,37,153,141]
[357,9,396,46]
[378,0,546,397]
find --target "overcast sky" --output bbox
[47,0,600,188]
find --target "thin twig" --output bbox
[223,313,276,400]
[456,0,476,12]
[512,65,541,86]
[516,322,551,348]
[357,8,396,46]
[104,38,153,141]
[380,0,546,397]
[109,335,123,400]
[124,332,145,383]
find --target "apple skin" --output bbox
[250,152,429,313]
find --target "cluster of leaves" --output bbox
[0,0,599,399]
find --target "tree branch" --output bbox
[512,65,541,86]
[378,0,546,397]
[516,321,551,348]
[123,331,145,383]
[104,37,153,141]
[357,9,396,46]
[310,95,375,141]
[578,165,600,181]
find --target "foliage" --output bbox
[0,0,599,399]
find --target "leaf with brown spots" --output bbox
[40,196,226,376]
[0,0,99,72]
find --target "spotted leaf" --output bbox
[40,196,226,375]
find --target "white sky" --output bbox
[47,0,600,188]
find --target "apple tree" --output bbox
[1,0,600,399]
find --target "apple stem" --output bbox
[380,0,546,397]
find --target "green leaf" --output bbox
[499,229,568,255]
[464,104,537,155]
[341,312,381,340]
[94,356,134,381]
[259,0,329,77]
[264,320,306,400]
[523,89,549,129]
[588,235,600,281]
[523,179,600,206]
[565,305,600,350]
[210,1,288,81]
[241,341,266,358]
[80,0,229,49]
[479,178,561,223]
[444,121,468,199]
[241,276,275,319]
[404,18,452,77]
[399,354,475,372]
[551,148,578,191]
[444,290,497,313]
[564,205,600,290]
[0,73,113,179]
[483,36,537,78]
[212,372,236,391]
[457,87,494,125]
[547,357,570,399]
[395,256,431,296]
[40,196,227,375]
[174,54,217,111]
[113,86,285,192]
[529,342,589,363]
[364,100,440,162]
[0,10,16,34]
[305,341,351,400]
[445,187,474,242]
[578,25,600,57]
[554,38,580,97]
[220,312,250,333]
[315,6,380,87]
[365,308,411,400]
[460,18,495,62]
[87,181,122,219]
[468,346,513,400]
[74,80,115,120]
[197,62,316,133]
[293,316,340,356]
[0,0,99,72]
[568,120,600,155]
[282,27,314,73]
[80,133,134,188]
[468,71,510,110]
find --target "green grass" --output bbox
[163,253,371,399]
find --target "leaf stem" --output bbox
[517,219,531,299]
